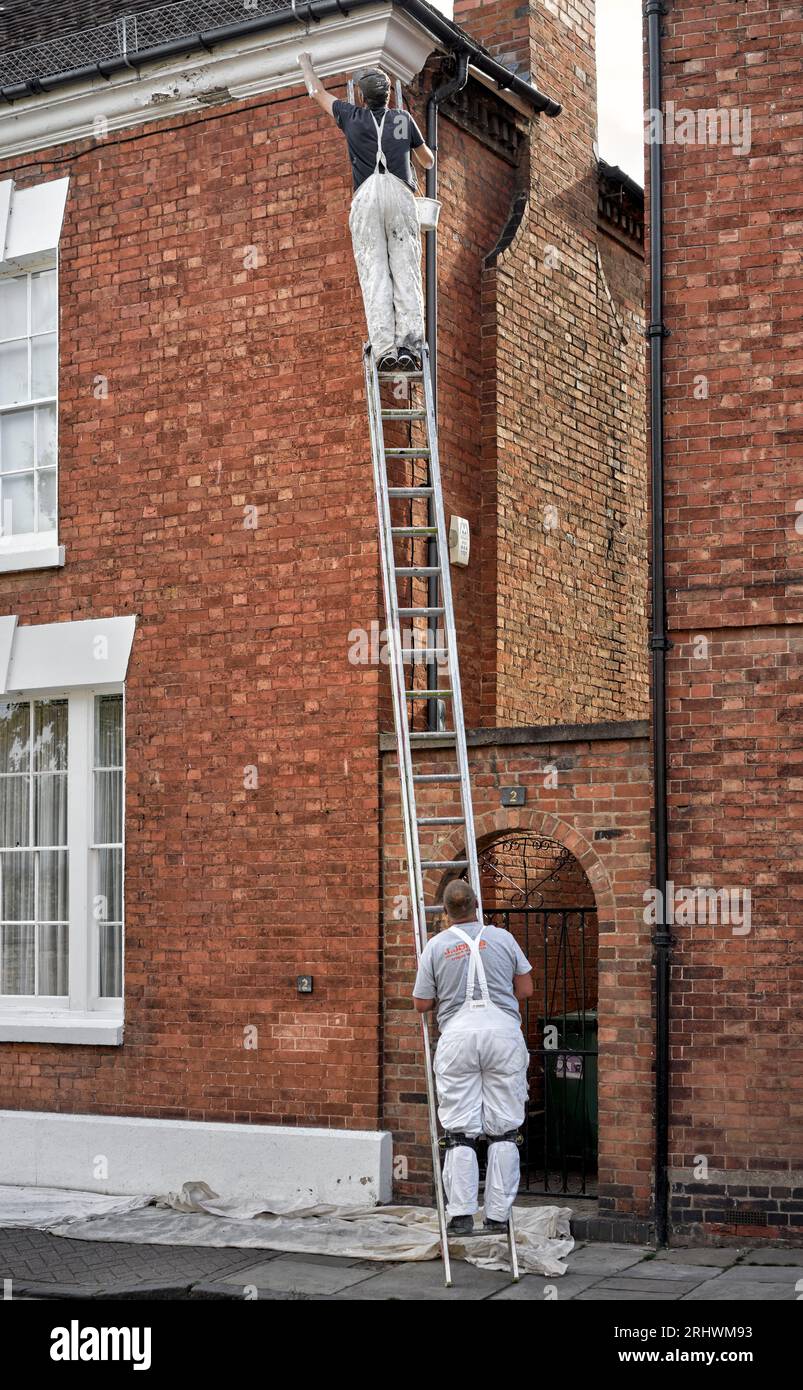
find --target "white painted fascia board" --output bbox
[0,5,439,160]
[468,62,532,120]
[4,614,137,692]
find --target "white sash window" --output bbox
[0,176,69,574]
[0,691,124,1041]
[0,614,135,1043]
[0,266,59,555]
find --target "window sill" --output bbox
[0,544,65,575]
[0,1010,123,1045]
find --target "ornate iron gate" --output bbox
[485,905,598,1195]
[455,833,599,1194]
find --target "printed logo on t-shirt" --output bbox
[443,940,488,961]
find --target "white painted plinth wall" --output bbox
[0,1110,393,1206]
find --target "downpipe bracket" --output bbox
[290,0,322,28]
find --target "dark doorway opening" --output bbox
[463,834,599,1196]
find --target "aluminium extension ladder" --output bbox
[363,343,520,1287]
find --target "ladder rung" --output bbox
[398,606,444,616]
[388,487,433,498]
[418,816,465,825]
[395,566,440,577]
[385,448,431,458]
[381,408,427,420]
[391,526,437,537]
[422,860,468,869]
[378,370,423,379]
[414,773,461,783]
[425,904,446,914]
[410,731,456,742]
[405,689,452,699]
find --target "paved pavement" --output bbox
[2,1226,801,1300]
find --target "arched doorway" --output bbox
[460,833,599,1196]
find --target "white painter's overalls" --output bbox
[348,109,425,360]
[433,925,530,1222]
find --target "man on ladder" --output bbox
[298,52,434,372]
[413,879,533,1236]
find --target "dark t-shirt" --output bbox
[332,100,424,193]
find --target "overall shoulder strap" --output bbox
[447,924,490,1004]
[370,108,389,169]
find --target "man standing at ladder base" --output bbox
[413,880,534,1235]
[298,52,433,372]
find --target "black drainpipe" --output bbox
[424,50,469,730]
[645,0,670,1248]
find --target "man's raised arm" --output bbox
[298,52,337,118]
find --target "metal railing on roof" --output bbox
[0,0,293,89]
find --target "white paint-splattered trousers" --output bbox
[348,170,425,359]
[434,1008,529,1222]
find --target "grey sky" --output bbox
[595,0,644,181]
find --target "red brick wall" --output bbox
[382,728,653,1217]
[657,1,803,1239]
[406,77,519,731]
[0,84,387,1127]
[0,72,525,1128]
[453,0,532,71]
[459,0,649,728]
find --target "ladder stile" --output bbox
[364,343,518,1286]
[508,1208,520,1282]
[364,349,427,952]
[363,346,452,1287]
[419,349,484,923]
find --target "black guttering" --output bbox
[0,0,561,114]
[597,157,644,205]
[401,0,560,116]
[645,0,671,1250]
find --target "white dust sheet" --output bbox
[0,1182,574,1277]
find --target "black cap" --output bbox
[355,67,391,109]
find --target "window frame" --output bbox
[0,251,64,576]
[0,682,124,1043]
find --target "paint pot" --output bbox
[416,197,441,231]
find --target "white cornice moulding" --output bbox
[0,5,440,159]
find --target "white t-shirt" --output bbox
[413,919,532,1030]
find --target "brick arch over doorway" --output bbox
[426,810,617,927]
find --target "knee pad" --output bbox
[485,1128,523,1148]
[439,1131,480,1154]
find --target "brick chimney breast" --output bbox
[453,0,535,75]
